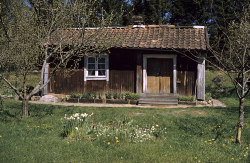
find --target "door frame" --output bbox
[143,54,177,94]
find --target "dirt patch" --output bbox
[171,110,207,116]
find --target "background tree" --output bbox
[132,0,171,24]
[0,0,120,118]
[208,5,249,144]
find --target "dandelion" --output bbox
[232,158,234,160]
[209,142,212,144]
[0,135,2,138]
[116,140,119,143]
[108,142,110,145]
[246,147,249,150]
[115,137,118,140]
[222,144,225,147]
[244,154,247,157]
[205,141,207,143]
[208,140,212,142]
[194,157,198,159]
[198,160,201,163]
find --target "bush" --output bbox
[178,95,195,102]
[105,92,112,99]
[124,92,140,100]
[205,92,212,101]
[113,92,123,100]
[18,85,41,96]
[70,93,82,99]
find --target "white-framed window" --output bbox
[84,55,109,81]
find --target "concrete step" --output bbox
[138,93,178,105]
[139,101,178,105]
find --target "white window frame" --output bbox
[84,55,109,81]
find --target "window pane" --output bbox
[88,70,95,76]
[98,64,105,69]
[88,64,95,69]
[98,70,106,76]
[88,57,95,63]
[98,57,105,63]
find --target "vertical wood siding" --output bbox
[177,71,196,96]
[109,70,135,93]
[176,55,197,96]
[49,69,84,94]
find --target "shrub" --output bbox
[178,95,195,101]
[205,92,212,101]
[70,93,82,99]
[113,92,123,100]
[105,92,112,99]
[124,92,141,100]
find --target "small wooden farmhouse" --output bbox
[44,24,208,105]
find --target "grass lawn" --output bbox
[0,71,249,162]
[0,99,249,162]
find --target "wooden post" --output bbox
[136,54,142,93]
[197,54,205,100]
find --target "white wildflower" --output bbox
[74,113,80,117]
[75,127,79,130]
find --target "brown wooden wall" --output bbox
[48,49,198,96]
[109,70,134,93]
[49,69,84,94]
[176,55,197,96]
[48,52,135,94]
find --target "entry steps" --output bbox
[138,93,178,105]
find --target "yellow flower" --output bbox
[198,160,201,163]
[116,140,119,143]
[204,141,207,143]
[194,157,198,159]
[222,144,225,147]
[246,147,249,150]
[0,135,2,138]
[209,142,212,144]
[208,140,212,142]
[244,154,247,157]
[232,158,234,160]
[108,142,110,145]
[115,137,118,140]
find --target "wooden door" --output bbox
[147,58,173,93]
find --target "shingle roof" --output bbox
[50,25,208,50]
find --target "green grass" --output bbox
[0,99,249,162]
[0,72,40,95]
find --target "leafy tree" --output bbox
[101,0,133,26]
[169,0,210,25]
[132,0,171,24]
[0,0,119,118]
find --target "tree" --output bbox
[208,6,249,144]
[101,0,133,26]
[0,0,119,118]
[169,0,210,25]
[132,0,171,25]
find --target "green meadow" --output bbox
[0,71,249,162]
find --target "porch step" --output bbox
[138,93,178,105]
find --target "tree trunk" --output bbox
[236,98,244,144]
[22,98,29,118]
